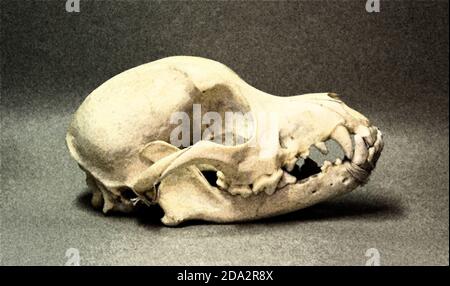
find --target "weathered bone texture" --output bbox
[66,56,384,226]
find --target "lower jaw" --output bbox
[247,161,361,219]
[157,161,362,226]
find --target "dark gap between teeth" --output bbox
[289,158,322,181]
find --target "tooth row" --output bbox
[352,127,383,168]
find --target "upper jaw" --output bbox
[277,124,384,192]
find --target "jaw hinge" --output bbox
[130,182,160,206]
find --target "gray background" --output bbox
[1,0,448,265]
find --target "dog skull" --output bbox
[66,56,384,226]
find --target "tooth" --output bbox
[370,126,378,142]
[252,169,283,195]
[374,131,383,151]
[330,125,353,159]
[356,125,374,146]
[372,130,384,163]
[377,130,384,150]
[367,147,375,163]
[352,135,368,165]
[321,160,332,172]
[300,150,310,159]
[216,178,228,190]
[284,157,298,172]
[217,171,225,180]
[277,171,297,189]
[335,158,342,165]
[215,171,229,189]
[314,142,328,154]
[356,125,371,137]
[229,185,252,198]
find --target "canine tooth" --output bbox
[352,135,368,165]
[321,160,332,172]
[314,142,328,154]
[277,171,297,189]
[335,158,342,165]
[355,125,371,137]
[330,125,353,159]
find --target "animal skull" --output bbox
[66,56,384,226]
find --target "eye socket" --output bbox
[119,187,138,200]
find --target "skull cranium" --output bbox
[66,56,384,226]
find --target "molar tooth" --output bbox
[216,171,229,190]
[352,134,369,165]
[284,157,298,172]
[300,150,310,159]
[321,160,332,172]
[314,142,328,154]
[216,178,228,190]
[330,125,353,159]
[217,171,225,180]
[253,169,283,195]
[277,171,297,189]
[264,186,277,196]
[228,185,252,198]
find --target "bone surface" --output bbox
[66,56,384,226]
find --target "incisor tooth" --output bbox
[367,147,375,163]
[353,135,368,165]
[370,126,378,142]
[314,142,328,154]
[331,125,353,159]
[335,158,342,165]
